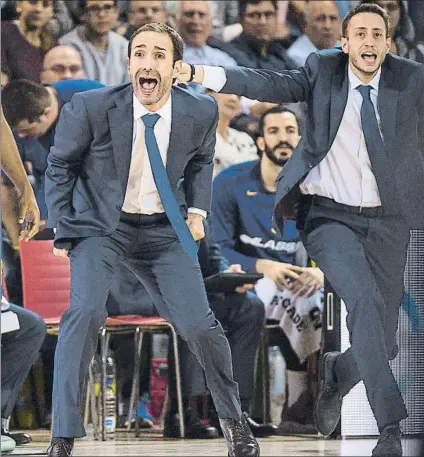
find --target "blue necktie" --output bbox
[141,114,198,261]
[357,85,398,214]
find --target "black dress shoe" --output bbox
[314,351,342,436]
[243,412,278,437]
[47,438,74,457]
[164,408,219,439]
[219,415,260,457]
[1,429,32,446]
[372,424,402,457]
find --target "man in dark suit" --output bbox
[44,23,259,457]
[179,3,424,456]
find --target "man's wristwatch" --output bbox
[188,64,196,83]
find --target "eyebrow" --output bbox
[134,44,168,52]
[354,26,384,31]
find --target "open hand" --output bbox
[290,267,324,297]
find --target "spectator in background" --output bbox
[362,0,424,63]
[407,0,424,43]
[45,0,74,41]
[59,0,129,85]
[287,0,341,67]
[210,0,239,39]
[2,78,104,221]
[175,0,237,67]
[116,0,169,41]
[218,0,297,70]
[212,107,323,434]
[206,91,258,178]
[1,0,55,82]
[40,44,85,83]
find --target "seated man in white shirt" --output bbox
[287,0,341,67]
[175,1,238,68]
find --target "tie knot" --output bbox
[142,113,160,129]
[357,85,372,100]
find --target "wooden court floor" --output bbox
[8,430,424,456]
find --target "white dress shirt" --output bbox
[202,65,382,207]
[300,66,382,207]
[122,94,206,218]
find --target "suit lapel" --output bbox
[328,59,349,148]
[378,62,398,162]
[167,89,194,188]
[108,85,134,196]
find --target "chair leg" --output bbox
[160,384,169,430]
[127,327,143,436]
[100,328,108,441]
[170,326,185,438]
[84,362,92,426]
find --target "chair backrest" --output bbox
[20,240,70,320]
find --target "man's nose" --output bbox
[62,69,73,79]
[33,1,44,12]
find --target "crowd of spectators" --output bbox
[2,0,424,446]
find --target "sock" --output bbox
[240,398,250,414]
[1,417,9,433]
[169,395,189,415]
[286,370,308,409]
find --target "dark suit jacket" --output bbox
[45,84,218,245]
[219,49,424,231]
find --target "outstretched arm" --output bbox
[177,52,321,104]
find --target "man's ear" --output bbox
[341,36,349,55]
[42,106,51,118]
[256,136,265,152]
[173,60,183,79]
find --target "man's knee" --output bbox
[31,312,47,346]
[176,311,222,342]
[235,292,265,329]
[387,343,399,361]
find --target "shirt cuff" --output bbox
[202,66,227,92]
[188,207,207,219]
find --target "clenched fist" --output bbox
[186,213,205,241]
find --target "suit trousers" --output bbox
[1,304,47,418]
[52,213,241,438]
[300,201,410,430]
[174,291,265,402]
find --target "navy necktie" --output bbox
[357,85,397,213]
[141,114,198,261]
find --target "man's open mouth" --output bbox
[361,52,377,64]
[139,77,158,93]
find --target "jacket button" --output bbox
[116,204,122,210]
[309,163,314,169]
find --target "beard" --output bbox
[264,142,293,166]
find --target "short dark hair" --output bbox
[258,106,301,137]
[239,0,278,18]
[1,80,52,127]
[80,0,118,10]
[127,22,184,65]
[342,3,389,38]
